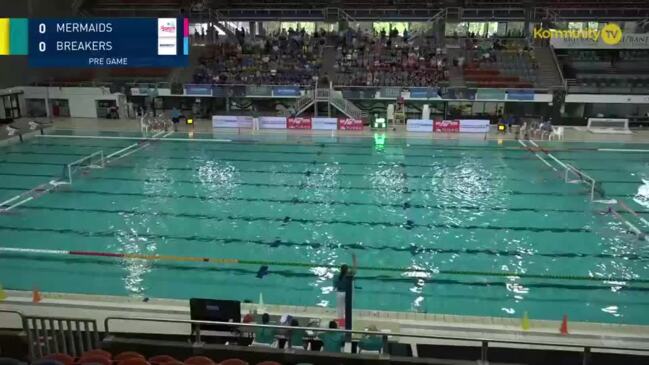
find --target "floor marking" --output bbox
[618,200,649,229]
[519,140,556,171]
[105,143,138,160]
[529,140,568,170]
[610,208,648,242]
[2,132,174,213]
[598,148,649,153]
[37,134,231,143]
[0,182,58,213]
[105,131,170,164]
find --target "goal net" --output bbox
[564,163,597,200]
[587,118,631,134]
[63,150,105,184]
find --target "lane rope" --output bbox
[0,246,647,285]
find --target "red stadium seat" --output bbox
[256,362,281,365]
[218,360,247,365]
[78,355,112,365]
[117,358,149,365]
[148,356,178,365]
[114,353,145,362]
[185,357,216,365]
[81,350,112,359]
[44,354,74,365]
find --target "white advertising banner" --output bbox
[459,119,490,133]
[259,116,287,129]
[407,119,433,132]
[212,116,253,128]
[550,33,649,49]
[157,18,178,55]
[312,117,338,130]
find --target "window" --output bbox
[373,22,409,36]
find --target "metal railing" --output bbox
[329,95,366,120]
[549,45,567,90]
[209,9,238,37]
[103,316,649,364]
[25,316,101,358]
[315,89,331,100]
[0,311,100,359]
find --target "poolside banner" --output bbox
[236,116,253,129]
[407,119,433,132]
[212,115,252,128]
[507,89,535,101]
[433,119,460,133]
[338,118,363,130]
[409,87,442,99]
[476,88,506,100]
[259,116,287,129]
[445,88,476,100]
[184,84,213,96]
[272,86,301,97]
[459,119,490,133]
[287,117,312,129]
[312,117,338,130]
[130,87,151,96]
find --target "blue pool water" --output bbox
[0,132,648,325]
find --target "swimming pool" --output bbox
[1,131,648,325]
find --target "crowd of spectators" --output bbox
[334,27,449,87]
[192,27,324,86]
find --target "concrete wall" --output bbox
[10,86,120,118]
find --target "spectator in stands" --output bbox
[252,313,276,347]
[358,325,383,352]
[288,319,306,350]
[319,320,345,353]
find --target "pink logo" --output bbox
[338,118,363,130]
[160,24,176,33]
[287,118,312,129]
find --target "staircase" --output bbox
[210,9,237,38]
[446,48,466,87]
[321,46,338,78]
[325,90,367,120]
[282,92,315,117]
[283,89,366,120]
[534,47,565,89]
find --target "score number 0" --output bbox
[38,23,46,52]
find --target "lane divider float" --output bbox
[0,246,647,285]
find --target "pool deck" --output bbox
[3,116,649,144]
[1,290,649,355]
[2,117,649,355]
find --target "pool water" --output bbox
[1,132,648,325]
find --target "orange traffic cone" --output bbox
[32,287,42,303]
[559,314,569,335]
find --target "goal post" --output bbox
[564,163,596,200]
[63,150,105,184]
[586,118,631,134]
